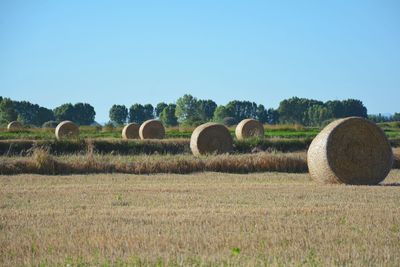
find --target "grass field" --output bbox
[1,123,399,140]
[1,171,400,266]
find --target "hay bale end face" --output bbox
[190,122,233,156]
[139,119,165,139]
[55,121,79,140]
[7,121,23,132]
[122,123,140,139]
[235,119,264,140]
[307,117,393,185]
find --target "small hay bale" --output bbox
[139,119,165,139]
[190,122,233,156]
[55,121,79,140]
[307,117,393,185]
[235,119,264,140]
[122,123,140,139]
[7,121,22,132]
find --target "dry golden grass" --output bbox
[1,171,400,266]
[0,150,308,175]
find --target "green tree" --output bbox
[393,113,400,121]
[213,105,231,122]
[54,103,75,122]
[54,103,95,125]
[266,108,279,124]
[155,102,168,117]
[198,99,217,122]
[307,105,333,126]
[73,103,96,125]
[225,100,258,123]
[256,104,268,123]
[143,104,154,121]
[129,104,145,124]
[160,104,178,126]
[36,107,55,125]
[341,99,367,118]
[109,105,128,125]
[0,98,17,124]
[278,97,323,124]
[175,94,202,125]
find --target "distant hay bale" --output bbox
[307,117,393,185]
[122,123,140,139]
[139,119,165,139]
[55,121,79,140]
[190,122,233,156]
[7,121,22,132]
[235,119,264,140]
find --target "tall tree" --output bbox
[155,102,168,117]
[160,104,178,126]
[0,98,17,124]
[129,104,145,124]
[143,104,154,121]
[341,99,367,118]
[278,97,323,124]
[53,103,95,125]
[175,94,202,125]
[198,99,217,122]
[54,103,75,122]
[213,105,231,122]
[109,104,128,125]
[72,103,96,125]
[256,104,268,123]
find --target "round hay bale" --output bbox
[235,119,264,140]
[307,117,393,185]
[190,122,233,156]
[139,119,165,139]
[7,121,22,132]
[55,121,79,140]
[122,123,140,139]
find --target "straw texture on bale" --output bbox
[139,119,165,139]
[190,122,233,156]
[122,123,140,139]
[7,121,22,132]
[235,119,264,140]
[307,117,393,185]
[55,121,79,140]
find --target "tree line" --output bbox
[0,96,96,126]
[1,95,399,127]
[109,95,378,127]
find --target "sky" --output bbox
[0,0,399,123]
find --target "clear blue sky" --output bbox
[1,0,399,122]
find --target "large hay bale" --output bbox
[190,122,233,156]
[307,117,393,185]
[235,119,264,140]
[7,121,22,132]
[55,121,79,140]
[139,119,165,139]
[122,123,140,139]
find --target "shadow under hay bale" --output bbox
[307,117,393,185]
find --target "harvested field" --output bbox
[0,151,308,175]
[0,171,399,266]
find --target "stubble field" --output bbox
[1,171,399,266]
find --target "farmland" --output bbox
[1,171,400,266]
[1,123,400,266]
